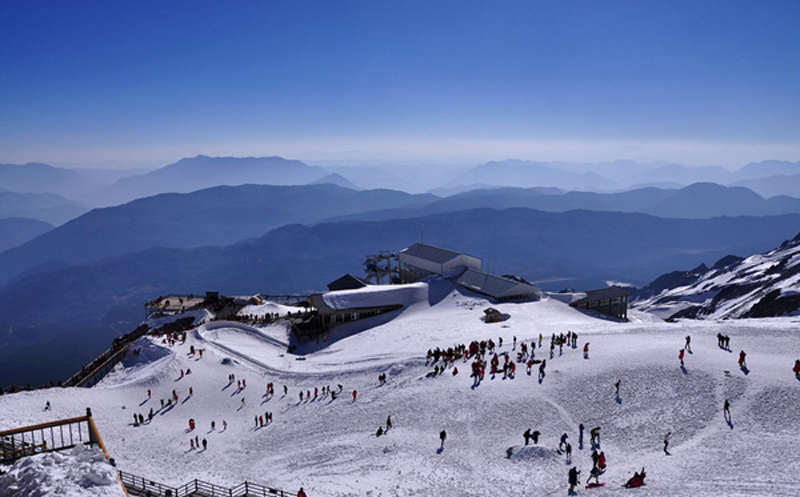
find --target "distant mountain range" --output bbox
[632,233,800,320]
[442,159,800,198]
[2,181,797,289]
[3,157,798,210]
[91,155,331,206]
[0,184,435,287]
[0,206,797,386]
[323,182,800,225]
[0,190,89,226]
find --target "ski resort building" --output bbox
[303,284,425,334]
[454,269,541,302]
[570,286,630,320]
[398,243,482,283]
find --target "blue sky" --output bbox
[1,0,798,168]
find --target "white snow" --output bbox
[0,444,123,497]
[2,279,800,496]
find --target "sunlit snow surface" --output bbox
[0,444,123,497]
[2,281,799,496]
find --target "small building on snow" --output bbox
[399,242,482,283]
[454,268,541,302]
[570,287,630,320]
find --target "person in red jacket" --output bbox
[297,487,307,497]
[679,349,685,366]
[793,359,800,378]
[738,350,747,368]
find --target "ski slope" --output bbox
[1,280,799,496]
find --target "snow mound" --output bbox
[0,444,123,497]
[96,337,174,388]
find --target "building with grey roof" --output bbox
[398,242,482,283]
[570,287,630,320]
[454,268,541,302]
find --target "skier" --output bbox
[297,487,307,497]
[679,348,685,366]
[568,466,580,494]
[523,428,531,446]
[538,360,547,380]
[724,399,731,418]
[386,415,392,431]
[376,426,384,437]
[211,421,215,431]
[532,430,540,444]
[615,379,620,397]
[44,401,51,411]
[664,431,671,454]
[794,359,800,379]
[565,442,572,460]
[685,335,691,352]
[202,438,207,450]
[352,390,357,402]
[738,350,747,368]
[439,429,447,449]
[583,342,590,359]
[223,420,227,431]
[578,423,584,447]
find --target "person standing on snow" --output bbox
[524,428,532,446]
[297,487,307,497]
[664,431,671,454]
[439,430,447,449]
[679,349,685,366]
[568,466,580,493]
[738,350,747,368]
[685,335,692,352]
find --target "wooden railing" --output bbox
[118,471,291,497]
[0,408,128,495]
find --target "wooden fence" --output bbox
[118,471,292,497]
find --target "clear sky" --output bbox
[1,0,798,168]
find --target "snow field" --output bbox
[1,285,799,496]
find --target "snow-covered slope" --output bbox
[633,233,800,320]
[2,280,800,496]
